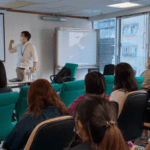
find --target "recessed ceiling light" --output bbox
[108,2,141,8]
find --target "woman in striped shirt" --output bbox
[68,72,109,116]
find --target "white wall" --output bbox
[3,12,92,82]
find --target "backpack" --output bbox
[50,67,71,83]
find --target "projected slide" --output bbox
[0,14,5,61]
[57,29,98,67]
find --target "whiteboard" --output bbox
[55,27,99,68]
[0,14,5,62]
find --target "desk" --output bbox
[7,80,34,88]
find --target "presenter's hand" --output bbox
[10,40,14,44]
[30,68,36,73]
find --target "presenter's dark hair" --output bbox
[24,79,68,118]
[21,31,31,41]
[85,72,106,95]
[0,60,7,88]
[113,63,138,92]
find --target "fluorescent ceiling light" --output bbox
[108,2,141,8]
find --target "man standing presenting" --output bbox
[9,31,38,81]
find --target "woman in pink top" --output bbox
[68,72,110,116]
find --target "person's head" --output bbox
[70,95,128,150]
[145,58,150,70]
[24,79,68,118]
[85,72,106,95]
[20,31,31,43]
[113,63,138,92]
[0,60,7,88]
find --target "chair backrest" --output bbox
[111,101,119,116]
[0,92,19,141]
[24,116,74,150]
[117,91,148,141]
[16,86,30,121]
[104,75,114,96]
[51,84,61,92]
[103,64,115,75]
[135,76,144,90]
[59,80,85,107]
[65,63,78,81]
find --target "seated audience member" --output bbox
[141,58,150,89]
[0,60,12,93]
[68,72,109,116]
[110,63,138,106]
[2,79,68,150]
[64,95,146,150]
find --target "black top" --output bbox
[0,86,12,94]
[64,141,92,150]
[2,106,65,150]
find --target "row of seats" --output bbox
[22,89,148,150]
[59,75,145,107]
[0,75,145,142]
[6,90,149,150]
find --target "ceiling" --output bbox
[0,0,150,18]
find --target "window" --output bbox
[93,18,116,73]
[119,14,148,76]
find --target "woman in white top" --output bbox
[110,63,138,106]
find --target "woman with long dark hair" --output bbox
[64,95,146,150]
[68,72,109,116]
[0,60,12,93]
[110,63,138,106]
[2,79,68,150]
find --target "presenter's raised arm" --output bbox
[9,40,17,53]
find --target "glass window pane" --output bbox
[93,18,116,74]
[120,14,148,76]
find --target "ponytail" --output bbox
[97,124,129,150]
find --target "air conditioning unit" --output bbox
[41,16,66,22]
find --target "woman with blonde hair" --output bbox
[2,79,68,150]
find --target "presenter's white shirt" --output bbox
[9,42,38,68]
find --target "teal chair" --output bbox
[104,75,114,96]
[16,86,30,121]
[15,84,63,121]
[59,80,85,107]
[51,63,78,90]
[0,92,19,141]
[51,84,61,92]
[65,63,78,82]
[104,76,144,96]
[135,76,144,90]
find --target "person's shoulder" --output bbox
[0,86,12,93]
[6,86,12,91]
[103,94,110,100]
[17,43,22,47]
[29,43,35,48]
[110,89,125,98]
